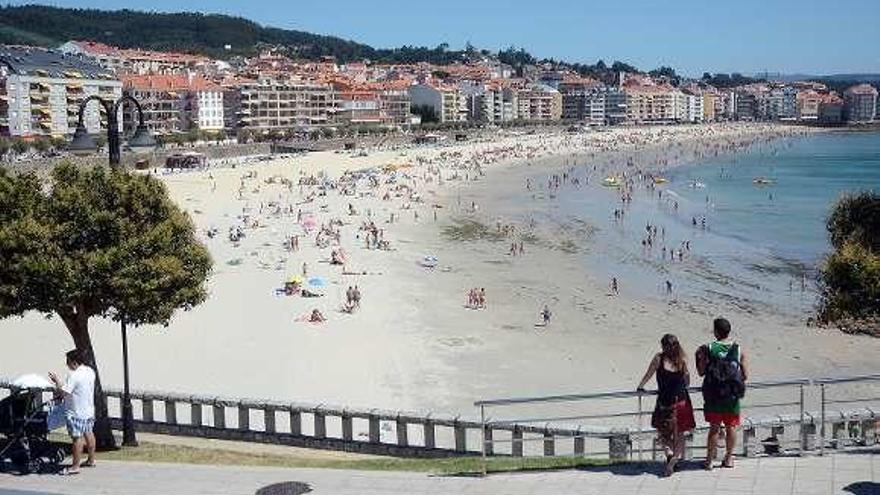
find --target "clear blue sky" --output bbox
[10,0,880,76]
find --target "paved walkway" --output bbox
[0,451,877,495]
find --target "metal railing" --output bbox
[475,373,880,475]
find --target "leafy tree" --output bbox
[411,105,439,124]
[819,192,880,331]
[0,163,212,448]
[11,139,29,155]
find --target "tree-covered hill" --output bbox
[0,4,378,60]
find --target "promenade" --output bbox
[0,450,876,495]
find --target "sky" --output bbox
[8,0,880,76]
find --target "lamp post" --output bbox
[68,95,156,447]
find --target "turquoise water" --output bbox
[666,131,880,266]
[538,130,880,317]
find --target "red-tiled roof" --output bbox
[122,74,221,92]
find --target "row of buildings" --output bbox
[1,42,878,139]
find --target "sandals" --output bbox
[721,457,734,469]
[664,457,678,477]
[81,461,96,468]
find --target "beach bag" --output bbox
[702,343,745,403]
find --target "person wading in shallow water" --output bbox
[697,317,748,470]
[637,334,696,476]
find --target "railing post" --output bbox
[289,406,301,436]
[861,409,876,446]
[142,398,154,423]
[314,406,326,440]
[191,401,203,427]
[609,430,631,462]
[213,400,225,429]
[165,399,177,425]
[819,384,826,456]
[480,406,487,477]
[799,384,806,451]
[637,394,643,461]
[264,408,276,434]
[423,417,435,450]
[238,403,249,431]
[396,415,408,447]
[454,418,467,452]
[543,428,555,456]
[368,412,380,443]
[512,426,523,457]
[742,421,757,458]
[574,428,585,457]
[683,431,694,460]
[341,410,353,442]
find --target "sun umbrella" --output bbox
[308,277,326,288]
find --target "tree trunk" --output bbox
[60,308,118,451]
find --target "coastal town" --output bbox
[0,40,878,148]
[0,4,879,494]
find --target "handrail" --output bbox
[475,377,813,407]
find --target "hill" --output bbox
[0,4,378,60]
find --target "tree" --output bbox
[819,191,880,332]
[11,139,29,155]
[0,163,212,448]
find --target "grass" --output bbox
[97,441,609,475]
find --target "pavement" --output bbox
[0,451,877,495]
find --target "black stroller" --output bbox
[0,387,66,474]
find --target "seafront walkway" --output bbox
[0,450,877,495]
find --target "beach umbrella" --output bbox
[300,216,318,230]
[287,275,303,285]
[308,277,326,288]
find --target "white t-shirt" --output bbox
[62,365,96,420]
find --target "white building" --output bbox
[408,84,467,123]
[0,45,121,137]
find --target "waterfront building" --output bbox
[376,84,412,125]
[461,82,518,123]
[843,84,878,123]
[233,78,338,131]
[796,90,821,122]
[515,83,562,121]
[734,91,759,121]
[122,73,224,135]
[818,93,844,124]
[408,83,467,123]
[558,78,602,121]
[0,45,121,137]
[624,84,676,124]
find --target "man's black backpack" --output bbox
[701,343,746,403]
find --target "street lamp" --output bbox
[68,94,156,166]
[68,95,156,448]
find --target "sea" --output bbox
[554,130,880,319]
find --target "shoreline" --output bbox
[1,123,878,418]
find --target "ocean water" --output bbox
[545,131,880,318]
[666,131,880,266]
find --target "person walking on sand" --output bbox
[696,318,748,470]
[541,305,552,326]
[49,349,96,475]
[637,334,695,476]
[611,277,619,296]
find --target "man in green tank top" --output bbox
[696,317,749,470]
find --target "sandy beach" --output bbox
[2,123,879,420]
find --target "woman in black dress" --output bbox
[637,333,696,476]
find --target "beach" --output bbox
[2,123,879,419]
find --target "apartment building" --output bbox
[624,85,676,124]
[60,41,210,75]
[796,90,822,121]
[0,45,121,137]
[516,83,562,121]
[408,84,467,123]
[376,85,411,125]
[558,79,602,121]
[843,84,878,123]
[122,73,224,135]
[461,82,517,123]
[234,78,339,131]
[818,94,844,124]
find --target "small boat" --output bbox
[753,177,776,186]
[653,177,668,184]
[602,177,621,188]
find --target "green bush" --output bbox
[819,192,880,331]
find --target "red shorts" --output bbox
[705,411,741,427]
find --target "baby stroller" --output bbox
[0,387,66,474]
